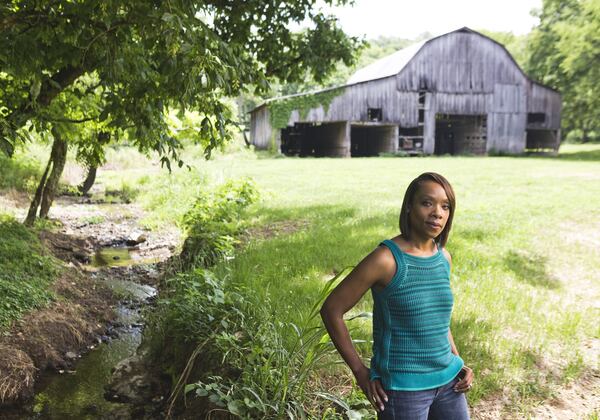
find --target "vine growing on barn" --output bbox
[268,88,343,129]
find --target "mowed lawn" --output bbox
[185,145,600,416]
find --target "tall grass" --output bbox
[147,179,371,418]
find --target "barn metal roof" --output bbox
[346,40,427,84]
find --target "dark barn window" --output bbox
[527,113,546,123]
[368,108,383,121]
[418,91,426,106]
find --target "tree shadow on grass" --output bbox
[454,227,489,242]
[225,204,393,314]
[451,317,556,409]
[519,146,600,162]
[503,250,561,289]
[555,148,600,162]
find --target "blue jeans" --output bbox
[378,377,470,420]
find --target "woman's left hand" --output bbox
[453,365,474,393]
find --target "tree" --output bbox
[477,30,530,69]
[0,1,360,224]
[526,0,600,142]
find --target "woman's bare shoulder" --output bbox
[442,247,452,265]
[361,243,397,283]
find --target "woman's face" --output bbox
[409,181,451,240]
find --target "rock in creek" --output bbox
[125,233,148,246]
[104,354,169,407]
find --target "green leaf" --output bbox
[195,388,209,397]
[29,80,41,101]
[227,400,245,416]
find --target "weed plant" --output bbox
[136,168,208,230]
[178,269,356,418]
[148,179,367,418]
[104,180,140,204]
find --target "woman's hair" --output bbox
[399,172,456,247]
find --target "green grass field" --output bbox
[156,144,598,416]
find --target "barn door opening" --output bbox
[434,114,487,155]
[281,122,349,157]
[525,129,559,153]
[350,125,397,157]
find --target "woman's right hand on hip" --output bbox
[354,365,388,412]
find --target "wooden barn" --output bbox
[249,27,561,157]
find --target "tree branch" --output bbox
[37,65,86,107]
[43,115,99,124]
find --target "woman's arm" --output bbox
[452,331,474,393]
[449,329,460,355]
[320,246,393,412]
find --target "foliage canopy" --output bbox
[0,0,361,164]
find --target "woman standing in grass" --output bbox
[321,172,473,419]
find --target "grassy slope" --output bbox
[0,216,59,329]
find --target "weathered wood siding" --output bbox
[284,78,418,127]
[396,31,527,92]
[487,113,527,153]
[250,105,274,149]
[527,83,561,130]
[487,83,527,153]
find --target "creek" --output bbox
[17,246,158,419]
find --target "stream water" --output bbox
[16,247,158,419]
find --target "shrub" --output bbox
[147,179,366,417]
[179,179,259,268]
[105,180,140,204]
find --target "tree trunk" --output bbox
[39,129,68,219]
[242,129,251,148]
[24,158,52,226]
[582,129,589,143]
[79,166,97,196]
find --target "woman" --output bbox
[320,172,473,419]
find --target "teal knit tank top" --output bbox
[369,239,463,391]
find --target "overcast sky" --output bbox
[323,0,542,39]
